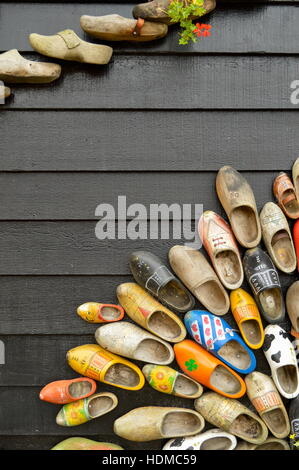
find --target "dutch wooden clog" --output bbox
[168,246,229,316]
[142,364,203,399]
[289,395,299,449]
[174,339,246,399]
[29,30,113,65]
[195,392,268,445]
[184,310,256,374]
[116,283,186,342]
[39,377,97,404]
[80,14,168,42]
[95,321,174,365]
[0,85,11,100]
[0,49,61,83]
[292,157,299,200]
[162,428,237,450]
[286,281,299,334]
[67,344,145,391]
[293,219,299,271]
[77,302,124,323]
[216,166,261,248]
[129,250,194,312]
[114,406,205,441]
[56,392,118,426]
[243,247,285,323]
[198,211,244,290]
[236,438,290,450]
[51,437,123,450]
[245,371,290,439]
[230,288,264,349]
[263,325,299,399]
[260,202,296,273]
[273,172,299,219]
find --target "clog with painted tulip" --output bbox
[67,344,145,391]
[77,302,124,323]
[174,339,246,399]
[51,437,123,450]
[39,377,96,404]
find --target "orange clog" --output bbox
[174,339,246,399]
[273,172,299,219]
[293,220,299,271]
[77,302,124,323]
[39,377,97,404]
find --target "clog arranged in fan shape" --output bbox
[184,310,256,375]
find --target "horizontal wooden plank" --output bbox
[3,55,299,109]
[2,111,299,171]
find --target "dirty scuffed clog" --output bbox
[184,310,256,374]
[67,344,144,391]
[236,438,290,450]
[39,377,96,404]
[51,437,123,450]
[263,325,299,399]
[286,281,299,334]
[174,339,246,399]
[77,302,124,323]
[168,246,229,316]
[195,392,268,445]
[95,321,174,365]
[56,392,118,426]
[245,371,290,439]
[116,283,186,342]
[142,364,203,399]
[129,251,194,312]
[198,211,244,290]
[273,172,299,219]
[163,428,237,450]
[230,288,264,349]
[114,406,205,441]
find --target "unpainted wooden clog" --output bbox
[245,371,290,439]
[260,202,296,273]
[168,246,229,316]
[80,14,168,42]
[56,392,118,426]
[162,428,237,450]
[29,30,113,65]
[174,339,246,399]
[286,281,299,334]
[39,377,96,404]
[0,49,61,83]
[273,172,299,219]
[77,302,124,323]
[216,166,261,248]
[116,283,186,343]
[95,321,174,365]
[0,85,11,100]
[67,344,145,391]
[236,438,290,450]
[263,325,299,399]
[292,157,299,200]
[51,437,123,450]
[230,288,264,349]
[142,364,203,399]
[195,392,268,445]
[198,211,244,290]
[114,406,205,441]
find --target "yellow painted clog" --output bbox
[77,302,124,323]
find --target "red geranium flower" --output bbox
[193,23,212,38]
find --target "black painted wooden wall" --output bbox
[1,0,299,450]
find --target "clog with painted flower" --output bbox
[51,437,123,450]
[39,377,97,404]
[77,302,124,323]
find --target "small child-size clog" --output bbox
[142,364,203,399]
[95,321,174,365]
[273,172,299,219]
[162,428,237,450]
[77,302,124,323]
[56,392,118,426]
[263,325,299,399]
[184,310,256,374]
[230,288,264,349]
[114,406,205,442]
[174,339,246,399]
[67,344,144,391]
[236,438,290,450]
[39,377,96,404]
[51,437,123,450]
[286,281,299,334]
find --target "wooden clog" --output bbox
[39,377,96,404]
[245,371,290,439]
[198,211,244,289]
[163,428,237,450]
[142,364,203,399]
[195,392,268,445]
[293,219,299,271]
[236,438,290,450]
[80,14,168,42]
[243,247,285,323]
[51,437,123,450]
[67,344,145,391]
[56,392,118,426]
[116,283,186,342]
[0,85,11,100]
[230,288,264,349]
[273,172,299,219]
[168,246,229,316]
[216,166,261,248]
[289,395,299,449]
[260,202,296,273]
[174,339,246,399]
[129,250,194,312]
[95,321,174,365]
[77,302,124,323]
[292,157,299,200]
[114,406,205,441]
[287,281,299,334]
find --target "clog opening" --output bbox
[200,436,232,451]
[215,250,242,287]
[159,280,193,312]
[174,374,200,397]
[282,190,299,217]
[271,230,295,270]
[148,311,182,340]
[259,289,283,321]
[162,411,201,437]
[69,380,93,398]
[241,320,262,346]
[262,408,288,436]
[100,306,122,321]
[194,280,227,313]
[231,206,258,245]
[217,340,251,370]
[276,365,298,394]
[210,365,242,394]
[230,413,263,440]
[104,364,140,388]
[256,441,286,451]
[135,339,172,363]
[88,395,114,417]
